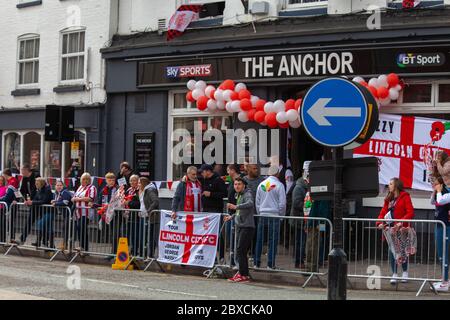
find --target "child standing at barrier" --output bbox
[377,178,415,284]
[52,180,73,251]
[225,177,255,283]
[72,172,97,252]
[430,177,450,292]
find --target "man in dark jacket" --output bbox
[19,164,39,201]
[199,164,227,213]
[17,178,52,246]
[171,166,202,216]
[225,177,255,282]
[290,162,310,269]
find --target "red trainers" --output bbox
[228,273,250,283]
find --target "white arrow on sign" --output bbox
[307,98,362,126]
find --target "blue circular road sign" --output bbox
[300,77,370,147]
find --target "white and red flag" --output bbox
[402,0,421,8]
[158,210,220,268]
[167,5,203,41]
[353,113,450,191]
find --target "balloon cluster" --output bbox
[352,73,403,107]
[186,79,302,128]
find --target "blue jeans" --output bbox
[436,224,450,282]
[389,251,408,274]
[254,217,280,268]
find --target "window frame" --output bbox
[16,34,40,88]
[59,27,87,85]
[167,90,232,181]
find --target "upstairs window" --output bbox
[61,30,85,81]
[17,35,39,85]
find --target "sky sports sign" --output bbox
[166,64,212,78]
[397,53,446,68]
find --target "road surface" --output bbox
[0,254,448,300]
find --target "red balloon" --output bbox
[196,96,209,111]
[254,111,266,123]
[186,91,195,103]
[377,87,389,99]
[368,86,379,99]
[238,89,251,100]
[265,112,278,129]
[387,73,399,88]
[279,122,290,129]
[222,80,235,91]
[208,89,216,99]
[240,98,252,111]
[360,81,368,87]
[294,98,303,110]
[247,109,257,121]
[230,91,239,101]
[255,99,266,112]
[285,99,295,111]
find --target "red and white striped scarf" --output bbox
[184,180,202,212]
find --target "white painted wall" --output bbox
[0,0,118,110]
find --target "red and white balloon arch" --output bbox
[185,74,404,129]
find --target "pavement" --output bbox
[0,255,449,300]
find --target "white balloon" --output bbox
[205,85,215,98]
[276,111,288,124]
[195,80,207,90]
[394,84,402,91]
[187,80,196,91]
[223,89,233,102]
[273,100,285,113]
[379,97,391,106]
[207,99,217,111]
[231,100,241,113]
[192,89,205,100]
[214,89,224,101]
[286,109,298,122]
[235,83,247,93]
[216,100,225,110]
[368,78,379,88]
[289,119,301,128]
[388,88,400,101]
[225,102,233,113]
[352,76,364,84]
[264,102,274,113]
[250,95,259,106]
[238,111,249,122]
[377,75,389,88]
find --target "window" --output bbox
[168,92,232,181]
[3,133,21,174]
[17,35,39,85]
[61,30,85,81]
[401,84,433,104]
[438,84,450,103]
[23,132,41,173]
[63,131,85,179]
[287,0,327,7]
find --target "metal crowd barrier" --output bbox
[0,202,9,247]
[4,203,72,261]
[69,207,163,272]
[206,214,333,287]
[343,218,447,296]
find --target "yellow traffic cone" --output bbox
[112,237,134,270]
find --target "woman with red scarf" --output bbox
[171,166,202,219]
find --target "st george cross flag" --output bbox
[167,5,203,41]
[402,0,421,8]
[353,113,450,192]
[158,210,220,268]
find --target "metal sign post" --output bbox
[300,77,379,300]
